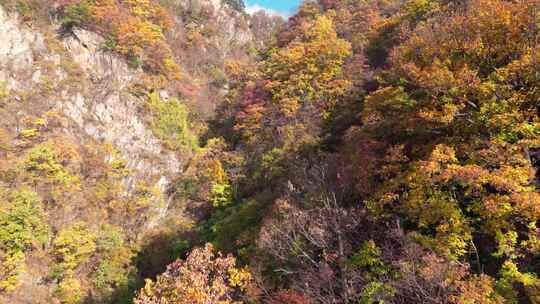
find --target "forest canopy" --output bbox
[2,0,540,303]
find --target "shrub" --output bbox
[93,225,135,300]
[0,188,49,292]
[52,222,97,277]
[0,250,26,292]
[146,92,198,151]
[19,128,40,138]
[210,182,233,208]
[0,189,49,251]
[54,274,83,304]
[59,0,92,29]
[20,142,80,188]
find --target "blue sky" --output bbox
[245,0,301,17]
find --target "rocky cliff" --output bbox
[0,0,253,200]
[0,0,267,302]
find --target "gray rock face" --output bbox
[208,0,252,51]
[0,6,180,210]
[0,7,45,89]
[178,0,253,57]
[58,28,181,193]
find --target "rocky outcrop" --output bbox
[0,7,181,196]
[58,28,181,192]
[178,0,252,55]
[0,7,46,89]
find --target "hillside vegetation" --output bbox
[2,0,540,303]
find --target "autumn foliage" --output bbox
[55,0,180,79]
[204,0,540,302]
[5,0,540,302]
[134,243,252,304]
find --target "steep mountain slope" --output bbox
[1,6,181,198]
[0,0,279,303]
